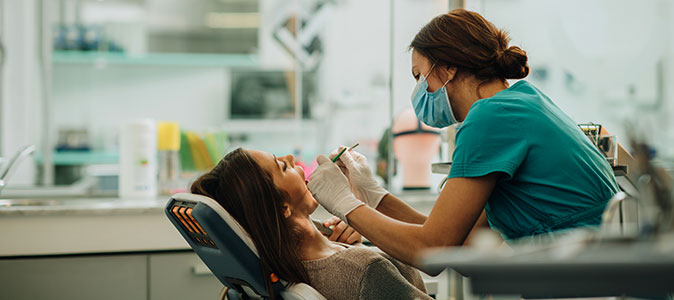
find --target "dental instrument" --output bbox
[331,143,359,163]
[311,218,334,235]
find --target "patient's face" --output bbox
[248,150,318,216]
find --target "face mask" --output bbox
[410,65,458,128]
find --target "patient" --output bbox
[191,148,432,300]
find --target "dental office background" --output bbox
[1,0,673,193]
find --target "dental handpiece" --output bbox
[311,218,333,236]
[332,143,359,163]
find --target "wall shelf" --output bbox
[52,51,259,68]
[35,151,119,166]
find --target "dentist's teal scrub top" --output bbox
[448,80,619,240]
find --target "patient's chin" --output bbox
[309,199,319,212]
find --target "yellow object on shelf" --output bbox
[179,129,226,171]
[204,132,220,163]
[184,131,215,170]
[157,122,181,151]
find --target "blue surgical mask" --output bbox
[410,65,458,128]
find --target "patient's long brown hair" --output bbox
[191,148,309,289]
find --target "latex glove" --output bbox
[307,155,364,224]
[323,216,362,244]
[330,148,389,209]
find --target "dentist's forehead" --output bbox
[412,50,432,67]
[412,50,432,77]
[411,49,420,71]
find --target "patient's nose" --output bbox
[282,155,295,167]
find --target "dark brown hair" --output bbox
[410,9,529,81]
[191,148,309,292]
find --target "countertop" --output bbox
[0,197,167,216]
[0,190,438,217]
[0,191,438,257]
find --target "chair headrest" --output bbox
[170,192,259,256]
[166,192,328,300]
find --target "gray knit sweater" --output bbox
[301,243,432,300]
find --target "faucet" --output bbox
[0,145,37,194]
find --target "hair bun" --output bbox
[495,46,529,79]
[411,9,530,81]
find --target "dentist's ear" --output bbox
[444,66,458,82]
[282,203,291,218]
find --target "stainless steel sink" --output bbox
[0,177,98,199]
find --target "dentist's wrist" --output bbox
[339,201,366,225]
[364,187,388,209]
[344,203,370,226]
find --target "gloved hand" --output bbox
[330,148,389,209]
[307,155,364,224]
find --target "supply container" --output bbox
[119,119,157,198]
[157,121,181,195]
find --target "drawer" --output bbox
[0,254,147,300]
[148,251,223,300]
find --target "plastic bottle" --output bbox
[119,119,157,199]
[157,122,181,195]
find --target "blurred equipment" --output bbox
[578,122,617,165]
[146,0,259,54]
[392,108,440,190]
[270,0,333,69]
[52,23,123,52]
[376,128,394,184]
[430,124,460,188]
[626,128,674,234]
[53,128,94,186]
[229,70,315,119]
[56,128,90,151]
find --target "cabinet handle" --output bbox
[192,262,212,276]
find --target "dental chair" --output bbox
[166,193,327,300]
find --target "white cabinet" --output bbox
[148,252,223,300]
[0,254,147,300]
[0,251,224,300]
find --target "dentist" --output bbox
[308,9,619,267]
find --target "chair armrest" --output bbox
[280,283,327,300]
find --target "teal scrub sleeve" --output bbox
[449,101,529,180]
